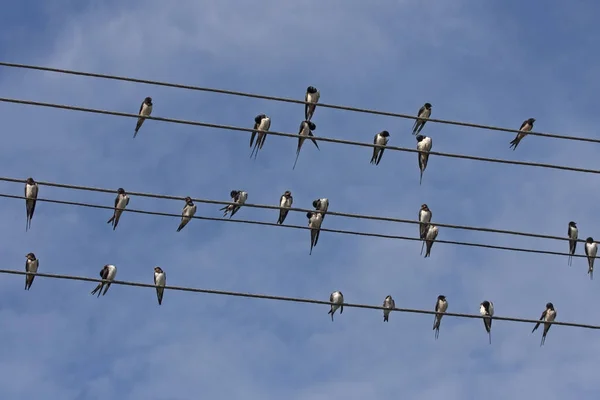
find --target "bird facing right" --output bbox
[106,188,130,230]
[584,237,597,279]
[307,211,323,255]
[412,102,432,135]
[25,252,39,291]
[433,295,448,339]
[531,302,556,346]
[24,177,39,232]
[509,117,535,150]
[134,96,153,138]
[277,191,293,225]
[370,130,390,166]
[567,221,578,266]
[305,86,320,121]
[177,197,197,232]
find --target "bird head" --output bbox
[416,135,424,142]
[26,177,35,185]
[184,196,193,204]
[546,302,554,310]
[586,237,594,244]
[25,253,36,260]
[306,86,317,93]
[438,295,446,302]
[312,200,320,208]
[229,190,239,198]
[424,103,432,109]
[145,97,152,104]
[380,130,390,137]
[117,188,125,195]
[308,121,317,130]
[254,114,266,123]
[154,266,163,274]
[421,204,429,211]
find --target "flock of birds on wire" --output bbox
[14,85,590,348]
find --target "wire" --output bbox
[2,268,597,330]
[1,61,597,145]
[2,97,600,176]
[1,193,593,259]
[0,176,583,245]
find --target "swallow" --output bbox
[370,131,390,166]
[307,211,323,255]
[383,295,395,322]
[328,290,344,321]
[531,302,556,346]
[177,197,197,232]
[293,120,319,170]
[312,198,329,220]
[424,224,439,258]
[24,177,39,232]
[249,114,271,159]
[416,135,433,185]
[412,103,432,135]
[509,118,535,150]
[24,252,39,290]
[433,295,448,339]
[480,300,494,344]
[133,97,153,138]
[220,190,248,218]
[568,221,578,266]
[106,188,130,230]
[277,191,293,225]
[90,264,117,297]
[305,86,320,121]
[419,204,432,255]
[585,237,597,279]
[153,266,166,305]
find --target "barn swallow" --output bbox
[433,295,448,339]
[531,302,556,346]
[480,300,494,344]
[412,103,432,135]
[416,135,433,185]
[383,295,395,322]
[328,290,344,321]
[106,188,130,230]
[293,120,319,170]
[419,204,432,255]
[177,197,197,232]
[133,97,153,138]
[509,118,535,150]
[277,191,293,225]
[90,264,117,297]
[307,211,323,255]
[424,225,439,258]
[370,131,390,165]
[153,266,166,305]
[220,190,248,218]
[24,252,39,290]
[568,221,578,266]
[305,86,320,121]
[585,237,597,279]
[24,177,38,232]
[312,198,329,220]
[249,114,271,159]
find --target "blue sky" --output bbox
[1,0,600,399]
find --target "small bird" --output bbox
[567,221,578,266]
[106,188,130,230]
[370,131,390,165]
[480,300,494,344]
[277,190,293,225]
[383,295,395,322]
[91,264,117,297]
[220,190,248,218]
[433,295,448,339]
[177,197,197,232]
[249,114,271,159]
[412,103,432,135]
[419,204,432,255]
[416,135,433,185]
[307,211,323,255]
[293,120,319,170]
[133,97,153,138]
[424,225,439,258]
[312,198,329,220]
[328,290,344,321]
[305,86,320,121]
[531,302,557,346]
[24,177,39,232]
[24,252,39,290]
[153,266,166,305]
[584,237,597,279]
[509,118,535,150]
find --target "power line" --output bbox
[1,61,597,145]
[0,193,593,259]
[0,176,583,245]
[2,268,597,330]
[2,97,600,176]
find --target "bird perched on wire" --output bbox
[382,295,395,322]
[91,264,117,297]
[370,131,390,166]
[312,198,329,220]
[277,191,293,225]
[416,135,432,185]
[584,237,597,279]
[509,118,535,150]
[328,290,343,321]
[24,177,38,232]
[412,102,432,135]
[249,114,271,159]
[107,188,130,230]
[305,86,320,121]
[479,300,494,344]
[25,252,39,291]
[134,97,153,138]
[567,221,578,266]
[433,295,448,339]
[423,224,439,258]
[220,190,248,218]
[419,204,432,255]
[293,120,319,170]
[307,211,323,255]
[531,302,556,346]
[153,266,166,305]
[177,197,197,232]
